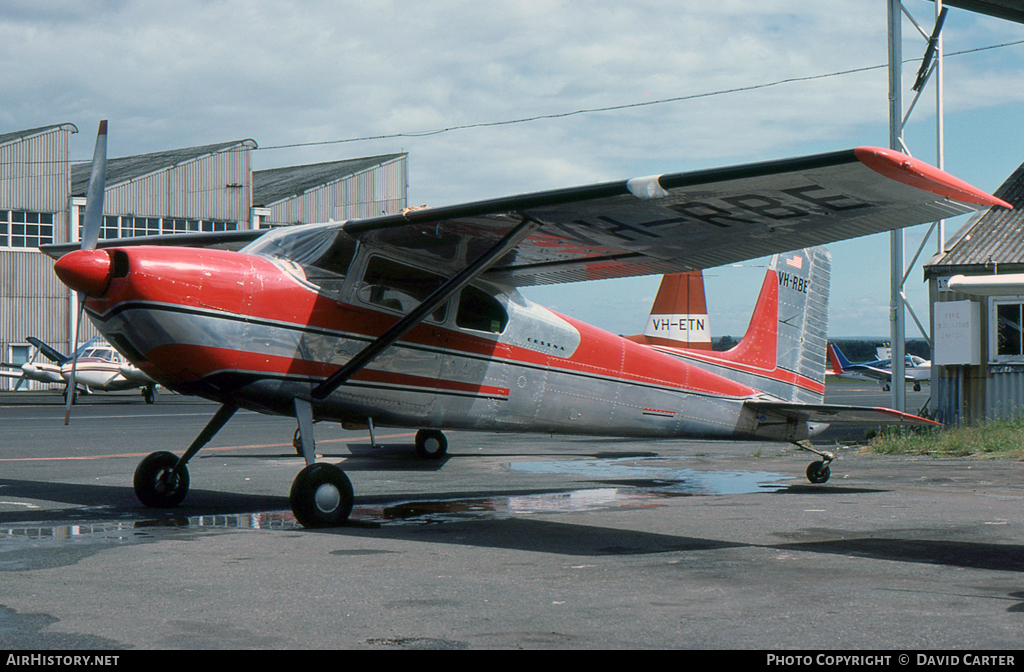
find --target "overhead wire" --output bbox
[31,35,1024,164]
[253,38,1024,152]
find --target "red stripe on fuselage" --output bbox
[142,343,510,398]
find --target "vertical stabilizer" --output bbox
[627,271,712,349]
[712,247,831,403]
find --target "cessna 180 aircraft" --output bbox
[0,336,159,402]
[44,122,1011,527]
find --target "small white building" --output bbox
[924,160,1024,424]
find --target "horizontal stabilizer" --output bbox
[746,400,939,427]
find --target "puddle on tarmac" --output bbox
[511,456,791,496]
[0,458,792,542]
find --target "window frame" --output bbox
[989,296,1024,363]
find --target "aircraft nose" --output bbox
[54,249,113,296]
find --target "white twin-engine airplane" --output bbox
[0,336,159,402]
[45,121,1011,527]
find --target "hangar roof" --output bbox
[0,123,78,147]
[925,159,1024,275]
[253,154,406,207]
[71,139,257,196]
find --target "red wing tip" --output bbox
[872,406,942,426]
[98,120,108,135]
[854,146,1012,210]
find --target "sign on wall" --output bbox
[934,300,981,366]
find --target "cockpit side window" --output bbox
[302,234,358,296]
[456,285,508,334]
[358,256,448,322]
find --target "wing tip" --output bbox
[854,146,1012,210]
[871,405,942,427]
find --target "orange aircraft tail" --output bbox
[626,271,713,349]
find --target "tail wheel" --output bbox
[290,463,354,528]
[134,451,190,508]
[415,429,448,460]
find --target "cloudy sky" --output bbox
[4,1,1023,338]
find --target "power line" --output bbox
[254,38,1024,152]
[35,35,1024,163]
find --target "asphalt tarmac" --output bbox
[0,381,1022,652]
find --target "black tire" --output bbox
[806,461,831,484]
[134,451,190,508]
[415,429,448,460]
[143,385,157,404]
[289,463,354,528]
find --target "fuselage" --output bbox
[58,241,784,440]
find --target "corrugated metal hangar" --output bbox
[0,122,407,389]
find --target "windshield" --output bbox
[243,224,358,295]
[241,223,343,266]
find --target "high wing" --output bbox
[338,146,1011,287]
[42,146,1008,281]
[42,229,263,259]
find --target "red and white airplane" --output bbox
[45,121,1011,527]
[1,336,159,402]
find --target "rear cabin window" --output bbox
[358,256,448,322]
[457,285,508,334]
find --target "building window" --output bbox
[0,210,55,249]
[83,216,238,240]
[994,300,1024,359]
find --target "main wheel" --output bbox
[143,385,157,404]
[289,463,354,528]
[806,461,831,484]
[415,429,448,460]
[134,451,190,508]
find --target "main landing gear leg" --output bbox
[288,398,353,528]
[791,440,834,484]
[134,403,238,508]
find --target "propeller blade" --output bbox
[64,297,85,425]
[80,120,107,252]
[13,344,42,392]
[66,120,108,425]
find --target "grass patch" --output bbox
[867,419,1024,459]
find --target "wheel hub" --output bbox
[314,483,341,513]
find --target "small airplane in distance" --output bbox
[44,121,1011,527]
[827,342,931,392]
[0,336,160,403]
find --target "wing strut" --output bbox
[310,216,541,400]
